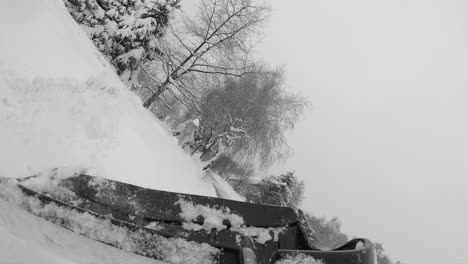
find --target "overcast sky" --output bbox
[255,1,468,264]
[179,1,468,263]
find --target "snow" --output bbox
[177,198,244,232]
[355,240,365,250]
[177,197,285,244]
[231,226,285,245]
[0,0,222,198]
[203,170,246,201]
[275,254,324,264]
[0,183,165,264]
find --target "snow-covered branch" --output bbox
[142,0,270,108]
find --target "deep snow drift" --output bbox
[0,0,221,197]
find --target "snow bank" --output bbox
[0,0,220,197]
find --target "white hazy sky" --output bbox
[180,1,468,263]
[255,1,468,264]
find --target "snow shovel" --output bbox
[3,174,375,264]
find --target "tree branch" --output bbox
[187,68,244,77]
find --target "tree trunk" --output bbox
[143,87,164,108]
[142,76,173,108]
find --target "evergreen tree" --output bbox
[65,0,180,80]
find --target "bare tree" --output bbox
[141,0,270,108]
[194,70,308,169]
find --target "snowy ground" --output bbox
[0,197,167,264]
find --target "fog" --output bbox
[258,1,468,264]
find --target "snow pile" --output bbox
[0,180,219,264]
[0,0,223,197]
[0,67,216,197]
[275,254,324,264]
